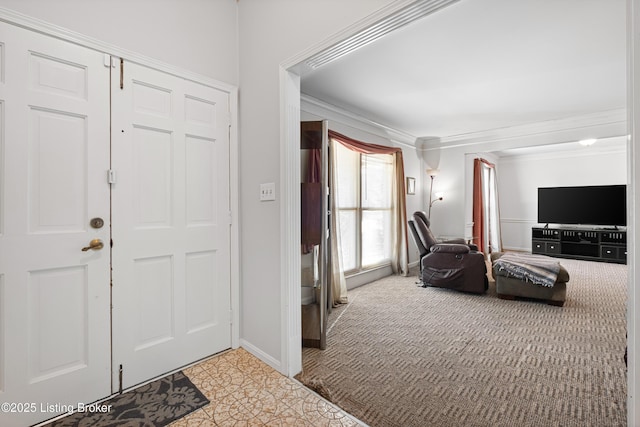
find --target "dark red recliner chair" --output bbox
[409,211,488,294]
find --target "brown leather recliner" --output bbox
[410,212,488,294]
[413,211,478,251]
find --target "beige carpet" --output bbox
[300,258,627,427]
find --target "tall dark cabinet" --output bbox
[300,121,330,349]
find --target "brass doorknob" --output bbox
[81,239,104,252]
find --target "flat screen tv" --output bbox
[538,185,627,227]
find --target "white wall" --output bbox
[0,0,239,85]
[404,147,425,266]
[421,144,469,239]
[498,138,627,251]
[237,0,395,368]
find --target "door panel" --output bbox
[28,266,89,382]
[133,255,174,350]
[133,126,173,227]
[112,62,231,390]
[186,136,217,225]
[28,108,88,233]
[0,22,111,426]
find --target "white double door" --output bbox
[0,22,231,426]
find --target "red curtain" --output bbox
[472,157,496,253]
[329,130,404,155]
[328,130,407,197]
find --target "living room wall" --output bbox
[497,136,627,251]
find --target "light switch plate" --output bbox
[260,182,276,201]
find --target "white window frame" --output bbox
[336,148,393,275]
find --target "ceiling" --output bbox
[300,0,627,144]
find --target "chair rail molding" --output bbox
[500,218,537,224]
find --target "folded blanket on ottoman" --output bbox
[493,252,560,288]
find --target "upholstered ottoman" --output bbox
[490,252,570,306]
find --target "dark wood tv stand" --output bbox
[532,226,627,264]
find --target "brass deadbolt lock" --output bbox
[90,217,105,229]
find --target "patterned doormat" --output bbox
[45,371,209,427]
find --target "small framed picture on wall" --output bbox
[406,177,416,195]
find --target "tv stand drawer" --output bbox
[601,245,627,261]
[532,239,560,255]
[532,240,544,254]
[546,242,561,254]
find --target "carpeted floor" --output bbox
[300,258,627,427]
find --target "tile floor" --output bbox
[170,348,363,426]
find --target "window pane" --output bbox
[362,154,392,209]
[333,142,394,272]
[335,142,359,208]
[362,210,391,267]
[338,210,357,271]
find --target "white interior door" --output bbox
[111,61,231,390]
[0,22,111,426]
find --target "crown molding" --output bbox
[282,0,459,73]
[301,94,417,148]
[497,136,627,162]
[302,0,460,71]
[419,109,627,151]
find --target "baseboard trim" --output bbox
[346,265,393,290]
[240,339,283,374]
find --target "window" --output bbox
[472,157,502,254]
[335,142,393,273]
[480,161,501,253]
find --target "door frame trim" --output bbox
[0,5,241,349]
[278,0,422,377]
